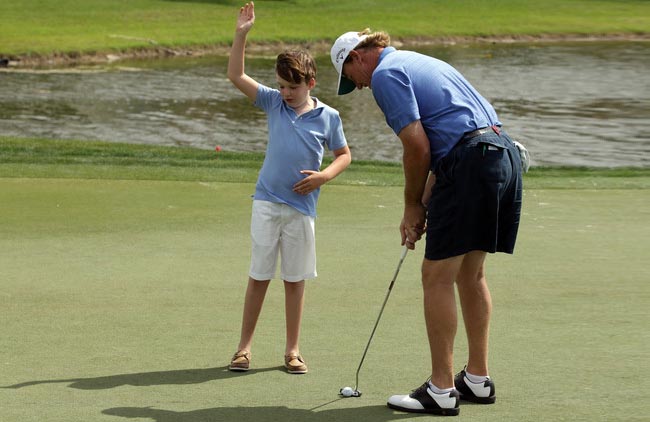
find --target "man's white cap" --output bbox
[330,31,368,95]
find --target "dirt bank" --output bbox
[3,33,649,68]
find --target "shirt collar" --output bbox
[378,46,397,64]
[284,97,324,117]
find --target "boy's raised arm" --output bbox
[227,2,259,101]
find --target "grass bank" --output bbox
[2,137,650,189]
[2,0,649,62]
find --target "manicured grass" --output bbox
[0,136,405,187]
[1,0,649,57]
[2,136,650,189]
[1,176,648,421]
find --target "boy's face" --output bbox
[276,74,316,110]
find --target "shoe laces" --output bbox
[412,378,432,394]
[454,365,467,379]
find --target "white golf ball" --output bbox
[341,387,354,397]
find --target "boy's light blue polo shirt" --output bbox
[371,47,501,169]
[253,84,348,217]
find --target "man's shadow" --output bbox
[103,404,416,422]
[2,365,280,390]
[5,367,421,421]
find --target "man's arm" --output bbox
[398,120,431,248]
[421,171,436,208]
[227,2,258,101]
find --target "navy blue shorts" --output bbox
[425,130,523,260]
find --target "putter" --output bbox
[340,245,409,398]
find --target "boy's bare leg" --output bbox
[456,251,491,376]
[237,277,270,352]
[283,280,305,355]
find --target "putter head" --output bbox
[339,387,362,398]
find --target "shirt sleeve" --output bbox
[253,84,282,113]
[326,111,348,151]
[371,67,420,136]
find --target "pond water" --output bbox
[2,41,649,167]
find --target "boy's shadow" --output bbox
[2,366,280,390]
[103,404,415,422]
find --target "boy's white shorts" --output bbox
[249,200,316,282]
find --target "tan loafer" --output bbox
[284,353,308,374]
[229,350,251,371]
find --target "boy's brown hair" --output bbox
[276,50,317,84]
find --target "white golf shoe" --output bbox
[387,381,460,416]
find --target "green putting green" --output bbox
[1,175,648,421]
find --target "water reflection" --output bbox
[1,42,649,167]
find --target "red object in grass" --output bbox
[215,146,222,152]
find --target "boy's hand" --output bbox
[235,2,255,34]
[293,170,327,195]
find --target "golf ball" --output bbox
[341,387,354,397]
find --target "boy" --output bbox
[227,2,351,374]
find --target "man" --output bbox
[331,30,523,416]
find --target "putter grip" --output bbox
[400,244,408,260]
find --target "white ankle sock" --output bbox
[428,381,454,394]
[465,370,490,383]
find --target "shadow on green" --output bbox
[2,366,281,390]
[102,404,410,422]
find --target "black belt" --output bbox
[463,125,501,140]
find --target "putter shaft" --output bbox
[354,245,408,392]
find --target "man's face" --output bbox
[342,52,371,90]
